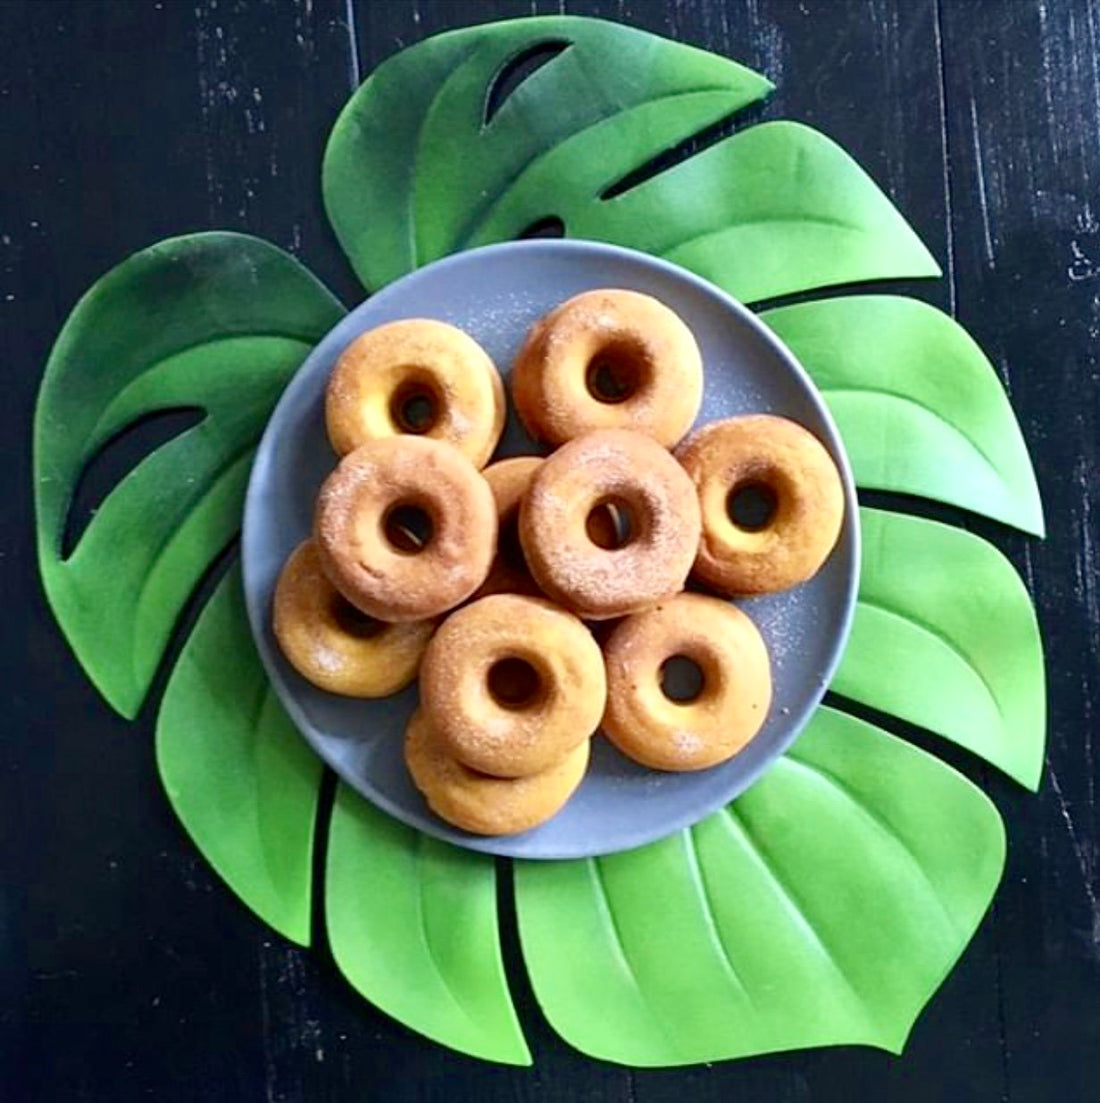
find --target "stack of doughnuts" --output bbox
[273,291,846,836]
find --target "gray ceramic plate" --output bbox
[242,240,859,860]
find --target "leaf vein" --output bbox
[821,385,1001,472]
[781,755,961,940]
[588,858,681,1055]
[854,597,1003,726]
[413,833,480,1034]
[660,213,863,257]
[684,827,756,1010]
[723,804,867,1014]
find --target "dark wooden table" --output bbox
[3,1,1098,1099]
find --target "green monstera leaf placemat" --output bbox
[33,16,1045,1068]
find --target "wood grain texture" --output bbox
[940,3,1100,1101]
[1,0,1096,1100]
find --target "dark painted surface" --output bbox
[1,1,1096,1100]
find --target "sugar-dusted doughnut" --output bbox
[519,429,701,619]
[676,415,845,594]
[405,709,589,836]
[326,318,505,467]
[272,540,433,697]
[601,593,772,771]
[314,436,496,622]
[511,288,702,448]
[419,594,606,777]
[473,456,544,599]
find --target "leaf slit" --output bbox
[61,406,206,559]
[483,39,571,127]
[516,215,565,239]
[599,104,766,201]
[133,535,240,723]
[309,768,339,954]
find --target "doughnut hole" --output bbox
[389,375,442,434]
[328,595,386,639]
[726,479,779,532]
[487,656,544,711]
[660,653,706,703]
[585,339,653,404]
[585,496,636,549]
[382,501,434,554]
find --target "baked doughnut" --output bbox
[512,289,702,447]
[273,540,433,697]
[326,318,505,467]
[519,429,702,619]
[676,415,845,594]
[314,436,497,622]
[405,709,589,836]
[473,456,544,599]
[601,593,772,771]
[474,456,621,599]
[419,594,606,777]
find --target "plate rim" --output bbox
[242,237,861,860]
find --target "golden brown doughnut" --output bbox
[676,415,845,594]
[419,594,606,777]
[405,709,589,836]
[511,288,702,448]
[272,540,433,697]
[314,436,497,622]
[601,593,772,771]
[473,456,544,599]
[326,318,505,467]
[519,429,702,620]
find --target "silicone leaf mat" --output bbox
[762,295,1044,535]
[323,16,937,299]
[326,785,530,1066]
[837,508,1046,789]
[516,707,1005,1066]
[34,232,344,718]
[156,564,322,946]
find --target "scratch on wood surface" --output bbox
[257,939,326,1100]
[1036,1,1061,166]
[968,95,995,270]
[932,1,957,316]
[1073,456,1100,642]
[193,2,223,219]
[744,0,785,88]
[1047,765,1100,952]
[1072,455,1099,822]
[257,941,278,1103]
[342,0,360,86]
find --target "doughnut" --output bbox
[473,456,544,600]
[419,594,606,777]
[474,456,621,599]
[676,415,845,594]
[601,593,772,771]
[314,435,497,622]
[405,709,589,836]
[511,288,702,448]
[272,540,433,697]
[519,429,702,620]
[325,318,505,467]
